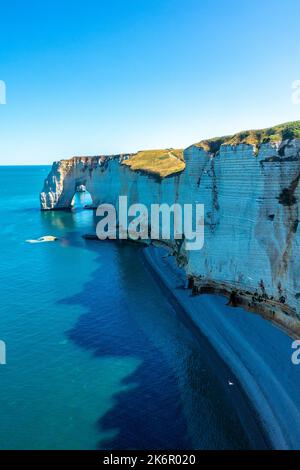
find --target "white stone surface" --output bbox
[40,141,300,331]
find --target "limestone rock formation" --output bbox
[40,123,300,335]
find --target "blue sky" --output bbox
[0,0,300,164]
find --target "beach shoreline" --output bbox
[141,245,300,450]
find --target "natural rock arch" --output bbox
[40,157,103,210]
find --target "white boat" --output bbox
[26,235,58,244]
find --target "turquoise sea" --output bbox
[0,166,266,450]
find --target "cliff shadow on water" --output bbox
[39,209,270,450]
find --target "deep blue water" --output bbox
[0,166,263,450]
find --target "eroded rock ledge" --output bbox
[40,124,300,336]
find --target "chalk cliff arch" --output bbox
[40,139,300,336]
[40,156,121,210]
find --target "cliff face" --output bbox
[183,141,300,335]
[40,137,300,336]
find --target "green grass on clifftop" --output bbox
[195,120,300,154]
[122,149,185,178]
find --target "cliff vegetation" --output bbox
[195,121,300,154]
[122,149,185,178]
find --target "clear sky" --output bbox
[1,0,300,165]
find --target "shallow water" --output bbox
[0,166,264,449]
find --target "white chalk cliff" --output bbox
[40,126,300,336]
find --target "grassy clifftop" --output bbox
[58,121,300,179]
[195,121,300,154]
[122,149,185,178]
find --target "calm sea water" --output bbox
[0,166,264,450]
